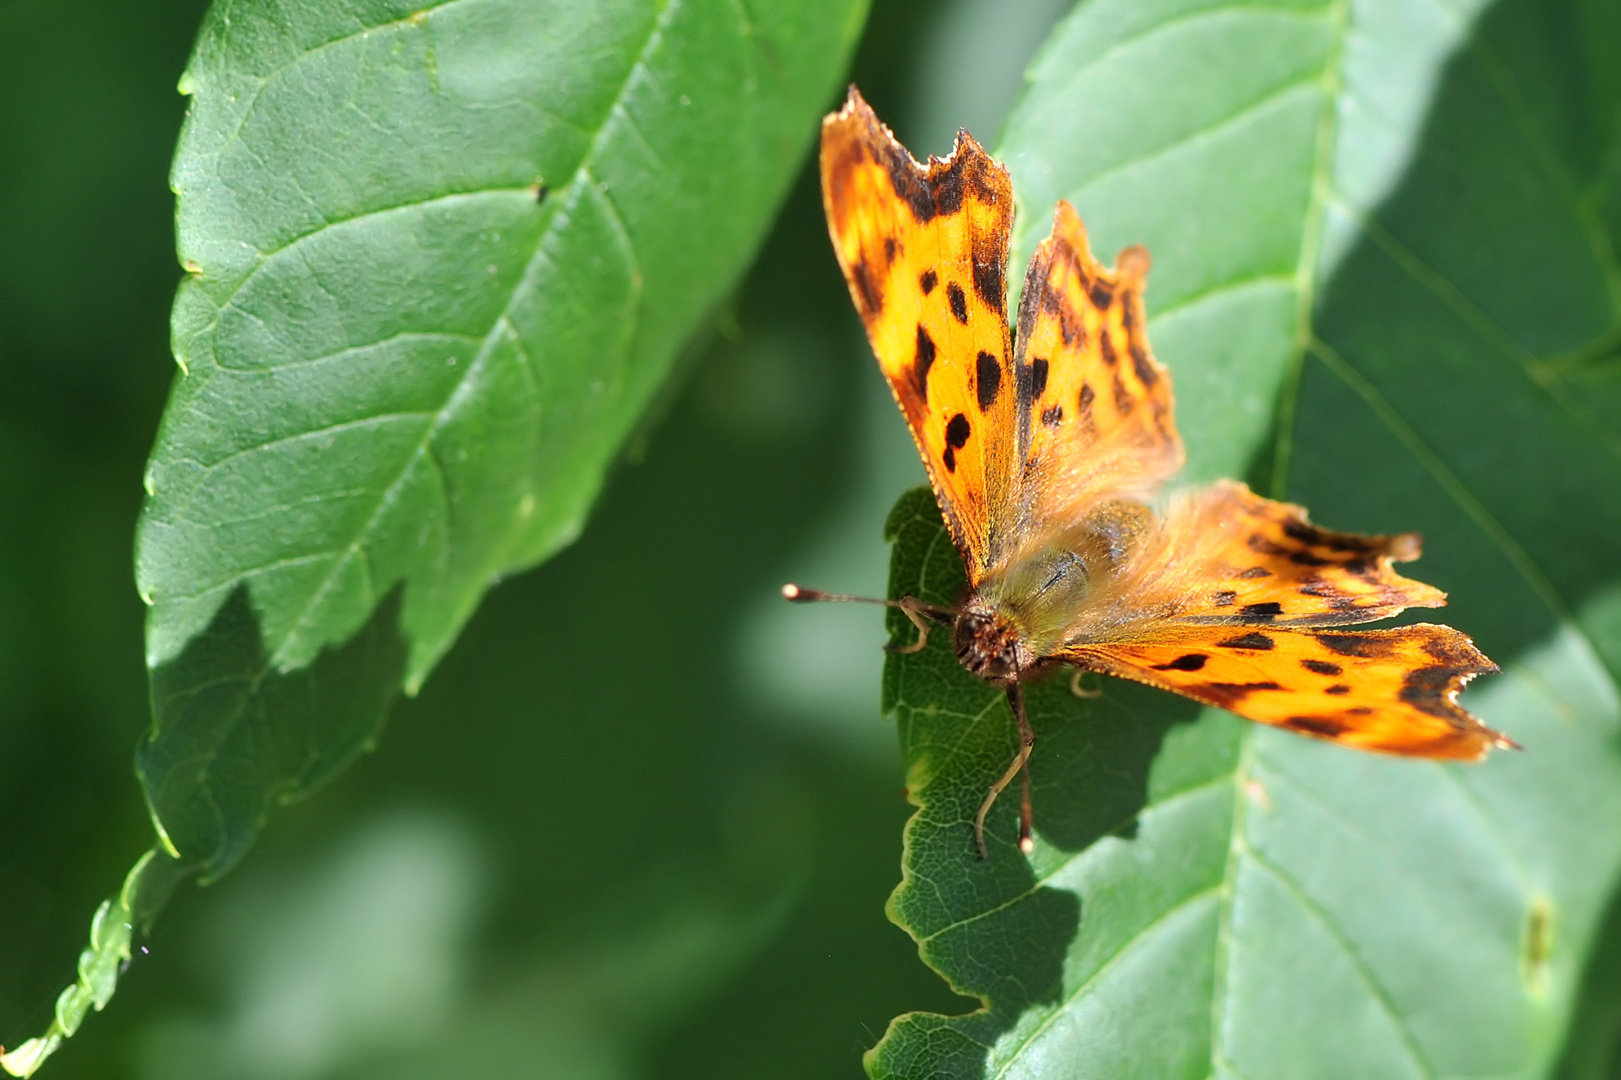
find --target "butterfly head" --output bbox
[953,601,1034,686]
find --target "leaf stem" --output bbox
[0,850,190,1078]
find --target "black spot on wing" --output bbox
[948,282,968,324]
[1290,551,1332,567]
[1282,519,1380,554]
[945,413,971,448]
[884,237,899,265]
[1077,382,1096,438]
[920,269,937,294]
[1130,343,1158,388]
[1399,663,1478,724]
[875,140,937,222]
[976,352,1002,411]
[1314,632,1398,658]
[1198,681,1285,708]
[1240,602,1283,620]
[1218,632,1275,651]
[1088,280,1113,309]
[851,258,882,317]
[1099,330,1117,366]
[913,325,936,401]
[1112,374,1133,416]
[1325,684,1351,695]
[1040,405,1063,427]
[942,446,956,472]
[1153,653,1207,671]
[1028,359,1049,400]
[931,148,968,214]
[1238,566,1272,579]
[1045,288,1084,348]
[1301,659,1342,676]
[1288,715,1349,737]
[1213,590,1236,607]
[972,238,1004,310]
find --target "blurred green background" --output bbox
[0,0,1078,1076]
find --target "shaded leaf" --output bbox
[133,0,866,874]
[870,0,1621,1075]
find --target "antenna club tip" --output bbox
[1018,836,1035,855]
[781,583,802,600]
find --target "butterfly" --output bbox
[786,87,1515,859]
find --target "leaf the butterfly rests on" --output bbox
[813,87,1511,852]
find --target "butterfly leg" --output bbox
[974,684,1037,859]
[1069,668,1102,699]
[885,596,938,655]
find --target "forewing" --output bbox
[1065,624,1508,759]
[821,88,1017,581]
[1010,201,1183,530]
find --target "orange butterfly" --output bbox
[787,88,1514,858]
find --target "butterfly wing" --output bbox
[821,88,1018,583]
[1054,482,1509,757]
[1009,200,1183,531]
[1075,480,1448,635]
[1068,624,1506,759]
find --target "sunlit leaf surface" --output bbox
[870,0,1621,1076]
[134,0,864,877]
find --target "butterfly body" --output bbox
[813,88,1512,853]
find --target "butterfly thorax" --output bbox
[956,499,1157,684]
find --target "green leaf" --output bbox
[133,0,866,878]
[869,0,1621,1076]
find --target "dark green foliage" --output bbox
[3,0,1621,1076]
